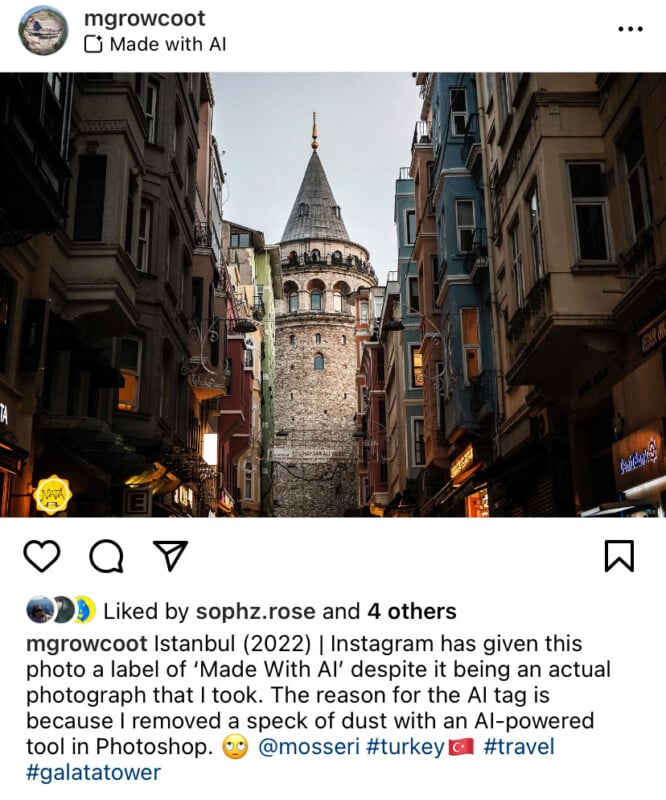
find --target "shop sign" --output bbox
[450,444,474,484]
[33,474,73,515]
[612,421,665,493]
[639,312,666,357]
[0,402,8,425]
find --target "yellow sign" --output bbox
[33,474,73,515]
[450,444,474,484]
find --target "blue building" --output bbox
[425,73,497,516]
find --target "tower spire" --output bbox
[311,111,319,150]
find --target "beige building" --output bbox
[478,72,666,516]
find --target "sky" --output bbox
[210,73,423,283]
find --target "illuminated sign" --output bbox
[639,312,666,357]
[33,475,73,515]
[612,421,665,493]
[0,402,8,425]
[450,444,474,484]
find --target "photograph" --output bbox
[1,72,664,518]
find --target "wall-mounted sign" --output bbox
[450,444,474,485]
[33,474,73,515]
[612,420,665,493]
[639,311,666,357]
[0,402,8,425]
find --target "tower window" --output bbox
[311,290,322,311]
[289,292,298,312]
[315,333,321,344]
[314,354,325,370]
[289,334,296,345]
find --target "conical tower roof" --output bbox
[281,149,351,243]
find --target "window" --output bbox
[73,155,107,241]
[0,271,15,374]
[137,203,151,271]
[244,460,254,501]
[230,232,251,248]
[456,200,475,253]
[568,163,611,262]
[315,333,321,344]
[432,255,440,307]
[124,172,136,254]
[406,210,417,245]
[145,80,158,143]
[289,335,296,345]
[461,308,481,382]
[408,277,420,313]
[314,354,324,370]
[191,277,203,323]
[310,249,320,263]
[289,292,298,312]
[341,335,347,345]
[450,88,468,136]
[333,292,343,312]
[360,301,369,323]
[528,186,545,280]
[117,338,141,412]
[413,418,425,466]
[332,250,342,265]
[310,290,322,311]
[166,220,178,285]
[623,118,652,241]
[410,345,424,388]
[510,221,525,309]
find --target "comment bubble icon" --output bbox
[89,539,124,574]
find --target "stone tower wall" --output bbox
[272,262,376,516]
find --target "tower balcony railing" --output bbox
[282,253,375,275]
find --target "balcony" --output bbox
[460,113,481,172]
[412,120,432,151]
[194,221,212,248]
[59,244,140,337]
[465,228,489,281]
[505,276,617,388]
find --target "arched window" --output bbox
[341,335,347,345]
[315,333,321,344]
[332,250,342,265]
[310,248,320,263]
[314,354,324,370]
[289,334,296,345]
[311,290,322,311]
[289,292,298,312]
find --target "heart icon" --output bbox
[23,540,61,572]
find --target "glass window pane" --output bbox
[569,164,606,198]
[461,308,479,345]
[457,201,474,226]
[575,204,608,260]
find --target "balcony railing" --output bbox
[506,277,550,364]
[194,222,212,248]
[412,120,432,150]
[460,113,481,169]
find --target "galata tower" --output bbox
[272,115,377,516]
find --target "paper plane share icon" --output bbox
[153,541,189,572]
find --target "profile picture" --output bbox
[54,595,76,623]
[27,596,55,623]
[19,6,68,55]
